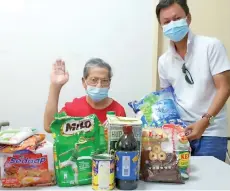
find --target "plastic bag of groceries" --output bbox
[140,124,190,183]
[0,127,36,145]
[128,86,187,128]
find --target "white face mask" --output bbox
[86,85,109,102]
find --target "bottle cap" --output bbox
[123,125,132,134]
[107,111,116,116]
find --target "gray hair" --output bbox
[156,0,190,24]
[83,58,113,79]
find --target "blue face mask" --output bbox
[163,18,189,42]
[86,85,109,102]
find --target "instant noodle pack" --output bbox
[0,128,55,188]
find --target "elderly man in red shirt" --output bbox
[44,58,126,133]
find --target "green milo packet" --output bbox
[51,112,107,187]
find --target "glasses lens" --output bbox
[101,79,110,86]
[182,64,194,84]
[87,78,110,87]
[185,73,194,84]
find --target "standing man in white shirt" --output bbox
[156,0,230,161]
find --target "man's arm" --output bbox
[186,39,230,140]
[207,71,230,117]
[206,39,230,117]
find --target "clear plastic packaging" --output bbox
[140,124,190,183]
[0,127,36,145]
[129,86,187,128]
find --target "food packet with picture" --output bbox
[0,141,55,188]
[0,134,45,153]
[140,124,190,183]
[51,112,107,187]
[128,86,187,128]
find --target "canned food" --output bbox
[92,154,115,190]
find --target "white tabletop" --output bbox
[1,156,230,190]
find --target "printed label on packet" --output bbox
[2,153,51,187]
[51,113,107,187]
[151,99,181,121]
[61,119,94,135]
[178,151,190,168]
[5,154,48,168]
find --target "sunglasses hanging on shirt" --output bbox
[182,63,194,84]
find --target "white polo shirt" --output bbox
[158,31,230,137]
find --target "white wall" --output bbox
[0,0,155,136]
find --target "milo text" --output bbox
[62,119,94,135]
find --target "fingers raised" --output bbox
[53,59,66,74]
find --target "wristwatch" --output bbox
[202,113,215,124]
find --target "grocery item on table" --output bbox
[92,153,115,190]
[104,115,142,155]
[140,124,190,183]
[0,141,55,187]
[0,127,36,145]
[104,111,116,143]
[106,111,116,116]
[51,112,107,187]
[115,126,139,190]
[104,115,142,181]
[0,134,45,153]
[128,86,187,128]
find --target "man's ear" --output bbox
[187,13,192,26]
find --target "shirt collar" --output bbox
[168,30,195,55]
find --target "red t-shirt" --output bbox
[60,96,126,124]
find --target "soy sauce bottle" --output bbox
[115,125,139,190]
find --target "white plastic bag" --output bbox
[0,127,36,145]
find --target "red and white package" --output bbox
[0,134,45,153]
[0,141,55,188]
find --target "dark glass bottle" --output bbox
[115,125,138,190]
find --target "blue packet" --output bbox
[128,86,186,128]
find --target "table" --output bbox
[1,156,230,190]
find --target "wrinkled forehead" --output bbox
[87,67,110,79]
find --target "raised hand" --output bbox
[50,59,69,86]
